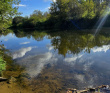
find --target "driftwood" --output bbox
[0,77,7,82]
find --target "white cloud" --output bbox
[64,54,83,63]
[14,4,26,7]
[48,7,50,9]
[92,45,110,52]
[53,0,56,2]
[12,46,36,59]
[44,0,56,2]
[45,7,51,11]
[20,42,30,45]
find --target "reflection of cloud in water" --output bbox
[75,73,95,88]
[18,52,58,77]
[92,45,110,52]
[48,46,53,51]
[64,54,94,72]
[64,54,83,63]
[20,42,30,45]
[75,74,84,82]
[13,47,36,59]
[63,53,97,87]
[46,44,54,51]
[63,50,110,88]
[0,33,14,41]
[84,61,94,71]
[4,39,8,41]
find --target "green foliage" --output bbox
[12,10,50,28]
[0,56,6,74]
[12,16,24,27]
[47,0,109,29]
[0,45,7,76]
[0,0,20,31]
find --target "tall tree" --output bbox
[50,0,69,20]
[0,0,20,30]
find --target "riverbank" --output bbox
[67,85,110,93]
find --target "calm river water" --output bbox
[0,29,110,93]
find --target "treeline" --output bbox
[12,10,50,29]
[12,0,110,30]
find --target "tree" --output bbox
[12,16,24,27]
[50,0,69,19]
[0,0,20,30]
[80,0,95,19]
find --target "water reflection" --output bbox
[64,54,83,63]
[92,45,110,52]
[20,42,30,45]
[12,46,37,59]
[0,29,110,92]
[49,31,110,56]
[18,52,58,77]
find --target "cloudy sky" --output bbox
[15,0,56,16]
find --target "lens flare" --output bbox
[94,6,110,36]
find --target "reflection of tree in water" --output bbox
[4,29,110,57]
[1,30,110,92]
[14,29,47,41]
[48,31,110,56]
[0,29,14,37]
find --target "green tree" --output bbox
[81,0,95,19]
[50,0,69,19]
[12,16,24,27]
[0,0,20,31]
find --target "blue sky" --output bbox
[15,0,55,17]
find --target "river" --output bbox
[0,29,110,93]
